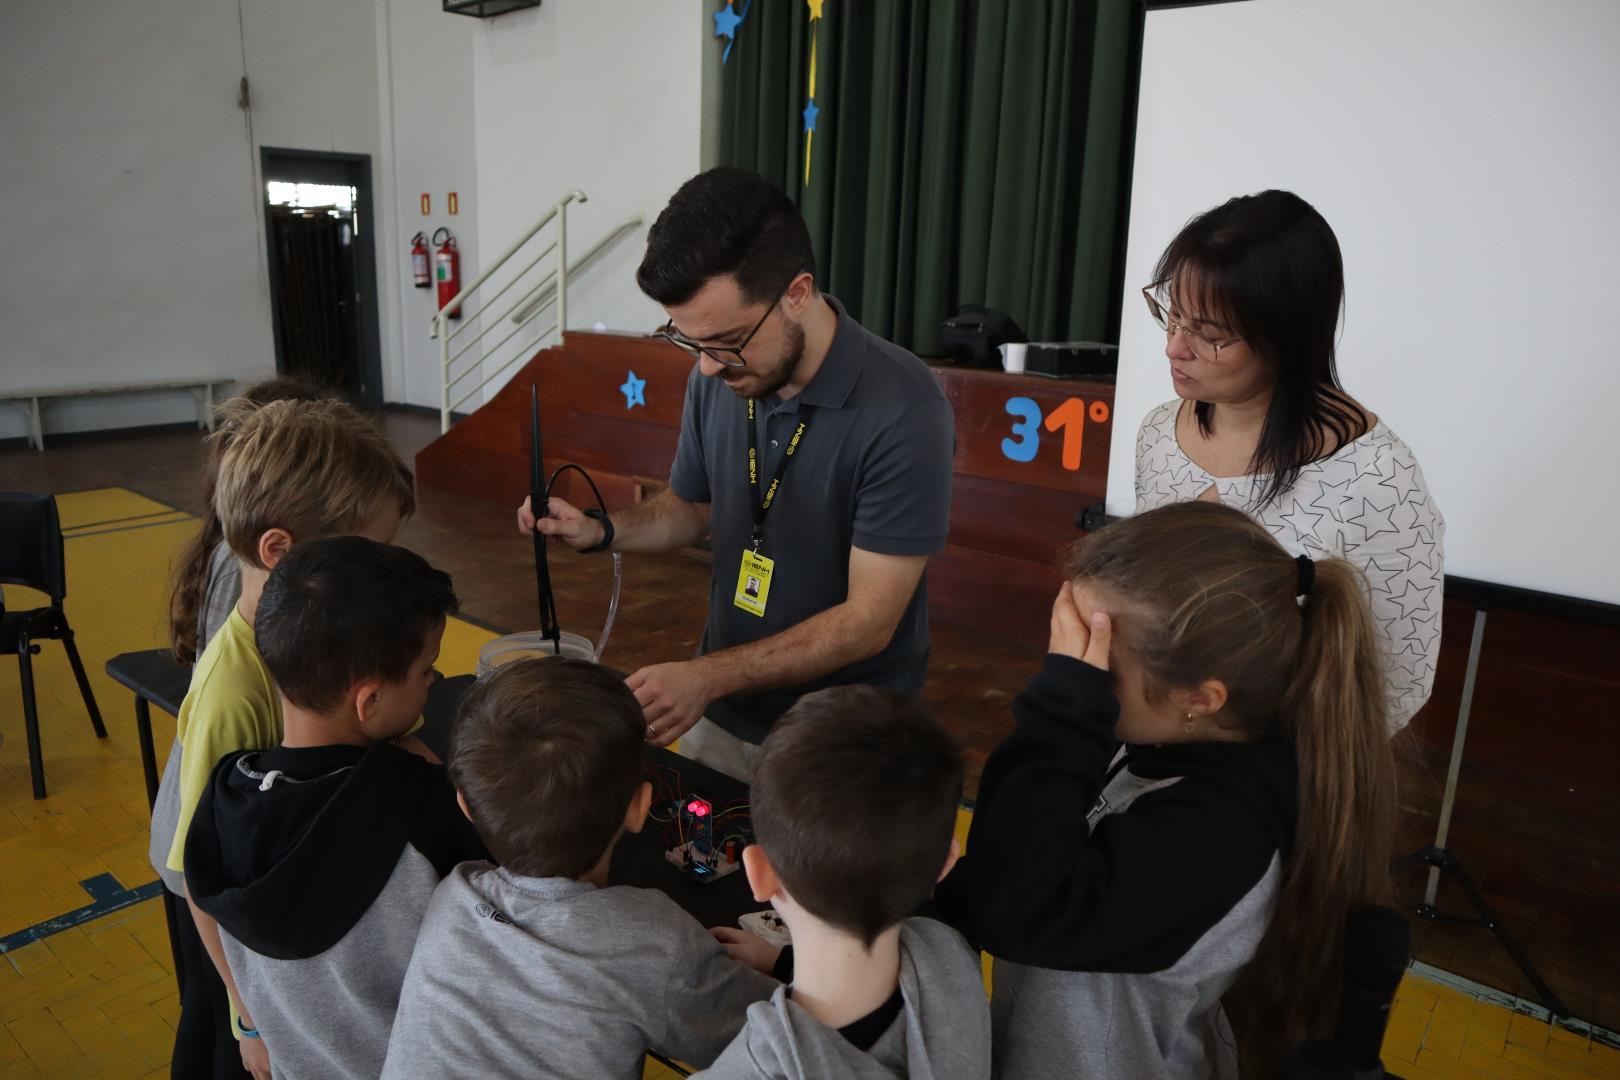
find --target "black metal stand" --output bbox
[1395,843,1566,1018]
[1395,606,1569,1019]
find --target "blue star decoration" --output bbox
[715,0,751,64]
[802,98,820,133]
[620,371,646,410]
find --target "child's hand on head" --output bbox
[1049,581,1112,671]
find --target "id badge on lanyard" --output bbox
[734,398,811,617]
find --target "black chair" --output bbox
[0,492,106,799]
[106,646,196,991]
[105,648,194,810]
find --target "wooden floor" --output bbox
[2,413,1615,1039]
[0,414,1038,797]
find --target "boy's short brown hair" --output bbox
[256,537,458,714]
[214,398,415,567]
[449,658,646,880]
[750,686,963,947]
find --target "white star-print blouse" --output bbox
[1135,401,1445,732]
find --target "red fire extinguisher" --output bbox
[410,232,431,288]
[433,227,461,319]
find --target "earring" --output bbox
[1183,712,1197,735]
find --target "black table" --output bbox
[422,675,763,931]
[102,663,763,933]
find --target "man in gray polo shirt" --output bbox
[520,167,954,778]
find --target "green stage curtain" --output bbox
[718,0,1135,356]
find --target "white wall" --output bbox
[469,0,705,401]
[0,0,392,439]
[0,0,706,436]
[1107,0,1620,603]
[0,0,271,440]
[375,0,480,410]
[242,0,398,405]
[242,0,383,159]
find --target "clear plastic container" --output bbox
[477,551,623,679]
[476,630,597,678]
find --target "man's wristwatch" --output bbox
[580,509,614,554]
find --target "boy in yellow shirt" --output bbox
[147,398,417,1079]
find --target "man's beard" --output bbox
[734,319,805,400]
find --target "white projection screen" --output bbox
[1104,0,1620,605]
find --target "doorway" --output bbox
[260,149,383,408]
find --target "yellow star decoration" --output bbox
[802,0,824,185]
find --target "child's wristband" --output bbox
[236,1016,261,1039]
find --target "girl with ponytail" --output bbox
[935,500,1396,1080]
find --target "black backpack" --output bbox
[939,304,1027,369]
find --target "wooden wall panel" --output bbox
[417,332,1113,648]
[939,369,1115,496]
[927,544,1063,648]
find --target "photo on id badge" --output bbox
[734,550,774,617]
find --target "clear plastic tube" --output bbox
[539,462,620,664]
[594,551,622,662]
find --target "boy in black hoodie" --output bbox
[184,536,483,1080]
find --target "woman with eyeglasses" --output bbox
[1134,190,1444,731]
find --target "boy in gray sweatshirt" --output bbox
[381,657,777,1080]
[698,687,991,1080]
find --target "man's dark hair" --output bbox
[255,536,456,714]
[751,687,963,947]
[637,167,817,307]
[449,658,646,880]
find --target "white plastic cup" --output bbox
[1000,342,1028,373]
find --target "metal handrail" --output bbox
[446,265,557,373]
[444,242,558,360]
[436,189,586,432]
[509,215,644,327]
[446,322,559,414]
[447,304,553,394]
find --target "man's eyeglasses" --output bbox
[1142,285,1243,362]
[655,269,806,369]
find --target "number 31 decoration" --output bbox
[1001,396,1111,472]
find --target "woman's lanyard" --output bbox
[745,397,814,554]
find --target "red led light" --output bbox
[694,804,709,817]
